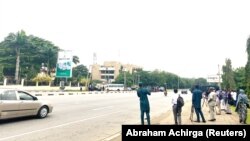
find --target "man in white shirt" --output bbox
[208,87,216,121]
[172,89,181,125]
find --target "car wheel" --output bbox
[37,106,48,118]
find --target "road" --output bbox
[0,91,192,141]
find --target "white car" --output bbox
[0,89,53,120]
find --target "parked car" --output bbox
[159,87,165,92]
[0,89,53,120]
[181,90,188,94]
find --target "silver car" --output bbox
[0,89,53,120]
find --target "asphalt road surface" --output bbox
[0,91,191,141]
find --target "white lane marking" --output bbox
[0,111,121,141]
[92,106,113,111]
[103,132,121,141]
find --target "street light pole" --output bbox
[218,64,221,89]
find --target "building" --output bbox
[91,61,141,83]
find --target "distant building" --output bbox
[91,61,141,83]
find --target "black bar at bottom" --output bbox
[122,125,250,141]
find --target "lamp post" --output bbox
[218,64,221,89]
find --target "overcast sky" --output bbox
[0,0,249,78]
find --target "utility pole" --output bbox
[85,65,92,91]
[218,64,221,89]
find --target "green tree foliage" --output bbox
[115,71,134,86]
[26,35,59,77]
[221,58,236,90]
[234,67,246,90]
[73,56,80,65]
[0,66,3,81]
[194,78,208,86]
[0,30,80,84]
[72,64,88,82]
[1,30,28,83]
[246,36,250,95]
[114,69,203,89]
[32,73,52,83]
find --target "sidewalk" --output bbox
[156,99,240,125]
[108,100,240,141]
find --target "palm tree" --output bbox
[4,30,27,84]
[73,55,80,65]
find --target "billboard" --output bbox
[56,50,73,78]
[207,75,221,83]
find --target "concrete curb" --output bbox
[29,91,136,97]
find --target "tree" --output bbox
[246,36,250,95]
[114,69,201,89]
[73,55,80,65]
[0,66,3,81]
[114,71,134,87]
[72,64,88,82]
[32,73,52,83]
[3,30,27,83]
[25,35,59,78]
[234,67,245,90]
[194,78,208,86]
[221,58,236,90]
[0,31,77,85]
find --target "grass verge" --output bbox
[231,105,250,124]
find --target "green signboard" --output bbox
[56,50,73,78]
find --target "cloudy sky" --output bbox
[0,0,249,78]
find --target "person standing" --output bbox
[225,90,232,114]
[215,89,222,115]
[137,83,151,125]
[192,85,206,123]
[172,89,182,125]
[235,89,249,124]
[231,90,237,106]
[208,87,217,121]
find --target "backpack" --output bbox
[177,95,184,108]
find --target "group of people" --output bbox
[136,83,249,125]
[187,85,249,124]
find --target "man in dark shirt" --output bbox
[137,83,151,125]
[192,84,206,123]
